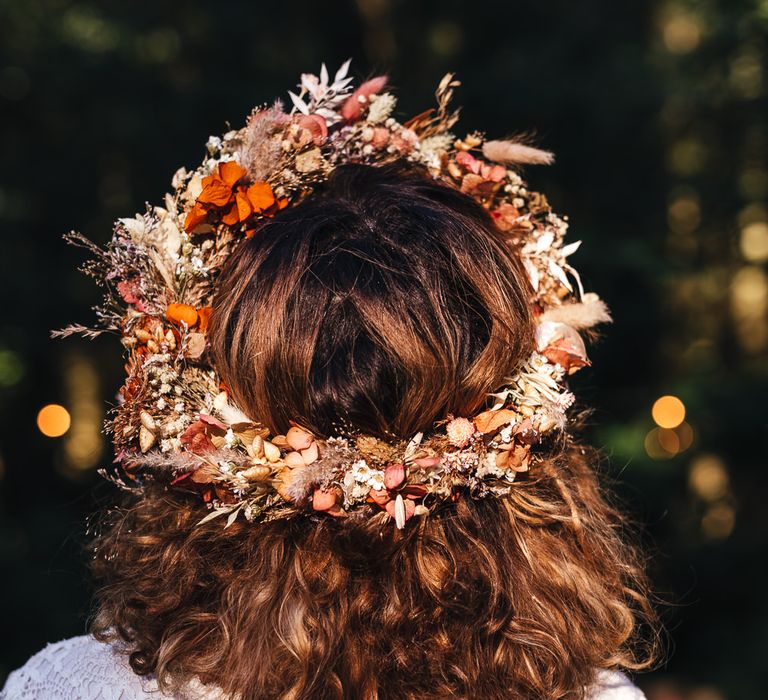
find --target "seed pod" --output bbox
[270,435,289,448]
[263,441,281,463]
[241,465,271,481]
[139,411,157,432]
[139,425,156,452]
[275,467,296,501]
[247,435,264,459]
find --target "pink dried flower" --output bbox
[446,417,475,447]
[390,127,418,154]
[371,127,390,148]
[456,151,482,174]
[296,114,328,146]
[116,278,146,312]
[284,451,305,467]
[536,321,590,375]
[179,421,215,455]
[312,487,338,511]
[491,202,521,232]
[413,455,441,468]
[341,75,388,121]
[383,463,405,490]
[286,426,314,451]
[456,151,506,182]
[369,487,390,506]
[385,495,415,523]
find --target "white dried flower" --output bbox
[171,167,188,190]
[343,459,385,501]
[368,471,385,491]
[476,452,505,479]
[367,93,396,123]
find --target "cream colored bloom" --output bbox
[446,417,475,447]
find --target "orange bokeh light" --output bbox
[37,404,71,438]
[651,395,686,428]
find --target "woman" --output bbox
[3,64,658,699]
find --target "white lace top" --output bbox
[1,635,646,699]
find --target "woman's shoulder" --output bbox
[2,636,645,700]
[1,634,232,700]
[1,634,160,699]
[588,669,647,699]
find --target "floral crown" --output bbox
[59,61,610,529]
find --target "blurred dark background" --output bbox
[1,1,766,697]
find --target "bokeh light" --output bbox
[62,354,104,472]
[689,454,730,502]
[702,502,736,541]
[644,421,696,460]
[675,421,695,451]
[0,348,25,387]
[739,221,768,263]
[660,9,703,54]
[36,404,71,438]
[730,265,768,353]
[729,46,763,99]
[667,190,701,235]
[656,427,680,454]
[652,395,686,428]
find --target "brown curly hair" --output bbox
[90,162,659,699]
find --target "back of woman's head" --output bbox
[208,160,535,439]
[90,161,658,700]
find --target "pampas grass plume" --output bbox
[540,293,612,330]
[482,139,555,166]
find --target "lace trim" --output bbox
[2,634,645,699]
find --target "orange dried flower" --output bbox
[166,303,199,328]
[196,306,212,333]
[184,161,280,233]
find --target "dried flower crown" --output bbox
[59,61,610,529]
